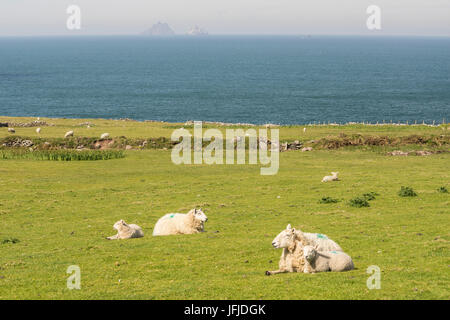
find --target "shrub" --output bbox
[318,196,339,204]
[437,186,448,193]
[398,186,417,197]
[363,192,379,201]
[348,197,370,208]
[1,237,20,244]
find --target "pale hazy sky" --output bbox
[1,0,449,36]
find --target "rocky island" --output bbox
[142,22,175,36]
[186,25,208,36]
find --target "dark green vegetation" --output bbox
[348,197,371,208]
[437,186,448,194]
[398,186,418,197]
[319,196,339,204]
[0,149,125,161]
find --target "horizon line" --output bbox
[1,33,449,39]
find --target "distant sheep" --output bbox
[322,172,339,182]
[64,130,74,138]
[100,133,110,139]
[36,128,41,134]
[8,128,15,133]
[107,220,144,240]
[303,245,354,273]
[152,208,208,236]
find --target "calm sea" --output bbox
[0,36,449,124]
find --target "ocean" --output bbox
[0,35,449,124]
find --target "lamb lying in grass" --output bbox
[107,220,144,240]
[303,245,354,273]
[265,224,343,275]
[152,208,208,236]
[64,130,74,138]
[322,172,339,182]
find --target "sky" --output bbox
[0,0,449,36]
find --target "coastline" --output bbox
[1,115,448,128]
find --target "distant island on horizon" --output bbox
[141,22,208,36]
[141,22,175,36]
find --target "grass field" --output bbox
[0,117,449,299]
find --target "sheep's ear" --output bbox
[286,224,291,230]
[291,228,296,234]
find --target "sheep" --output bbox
[296,229,343,252]
[265,224,308,275]
[152,208,208,236]
[8,128,15,133]
[303,127,306,133]
[321,172,339,182]
[303,245,354,273]
[265,224,343,275]
[100,133,110,139]
[36,128,41,134]
[64,130,74,138]
[107,220,144,240]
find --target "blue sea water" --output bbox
[0,35,449,124]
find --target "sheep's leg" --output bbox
[107,234,119,240]
[265,269,287,276]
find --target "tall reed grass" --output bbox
[0,149,125,161]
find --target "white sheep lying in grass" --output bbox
[296,229,343,252]
[152,208,208,236]
[100,133,110,139]
[36,127,41,134]
[107,220,144,240]
[321,172,339,182]
[303,245,354,273]
[64,130,74,138]
[265,224,343,275]
[266,224,307,275]
[8,128,15,133]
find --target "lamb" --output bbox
[107,220,144,240]
[321,172,339,182]
[100,133,110,139]
[36,128,41,134]
[303,245,354,273]
[265,224,308,275]
[152,208,208,236]
[8,128,15,133]
[64,130,74,138]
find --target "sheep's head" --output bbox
[189,208,208,223]
[303,245,317,262]
[113,219,128,231]
[272,224,296,249]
